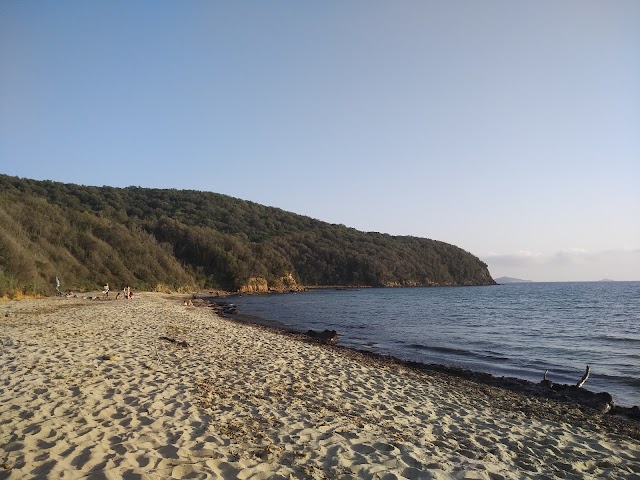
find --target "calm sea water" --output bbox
[230,282,640,407]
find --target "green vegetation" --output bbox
[0,174,495,296]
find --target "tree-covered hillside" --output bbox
[0,174,495,296]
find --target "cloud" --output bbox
[551,248,597,265]
[485,248,638,266]
[482,250,546,267]
[482,248,640,281]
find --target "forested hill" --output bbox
[0,174,495,296]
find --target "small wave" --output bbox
[350,324,370,330]
[407,344,509,361]
[592,334,640,344]
[408,343,464,355]
[593,373,640,388]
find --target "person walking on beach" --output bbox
[102,283,110,299]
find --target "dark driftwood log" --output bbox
[306,329,339,345]
[541,365,614,413]
[541,369,554,388]
[576,365,590,388]
[542,366,590,388]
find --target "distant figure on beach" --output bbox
[115,292,122,300]
[124,286,131,299]
[102,283,109,299]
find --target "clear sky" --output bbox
[1,1,639,282]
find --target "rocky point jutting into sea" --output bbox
[0,174,494,301]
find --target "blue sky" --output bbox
[1,1,639,281]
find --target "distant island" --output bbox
[494,276,533,284]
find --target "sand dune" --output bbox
[1,293,638,479]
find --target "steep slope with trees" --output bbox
[0,174,495,296]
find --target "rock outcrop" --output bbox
[239,277,269,294]
[239,273,304,294]
[305,329,339,345]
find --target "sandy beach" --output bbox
[1,293,639,479]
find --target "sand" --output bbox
[1,293,638,479]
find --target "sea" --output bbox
[229,281,640,407]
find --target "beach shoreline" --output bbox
[222,285,640,412]
[233,321,640,440]
[210,293,640,416]
[1,293,639,479]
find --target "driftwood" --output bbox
[159,336,189,348]
[613,405,640,421]
[202,301,237,315]
[220,303,238,314]
[542,366,590,388]
[576,365,590,388]
[541,366,614,413]
[305,329,339,345]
